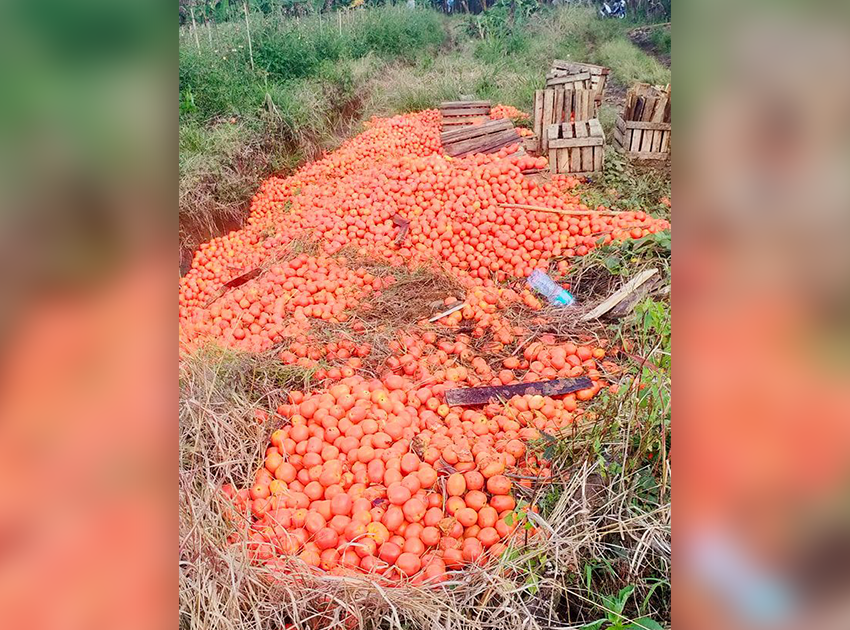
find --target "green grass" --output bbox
[650,27,671,57]
[594,38,671,87]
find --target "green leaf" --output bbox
[625,618,664,630]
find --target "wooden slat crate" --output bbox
[546,61,609,105]
[533,88,597,154]
[548,119,605,176]
[440,118,522,157]
[612,83,671,160]
[439,100,492,131]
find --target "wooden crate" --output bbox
[546,61,609,105]
[533,88,597,154]
[547,119,605,176]
[439,100,492,131]
[612,83,671,160]
[440,118,522,157]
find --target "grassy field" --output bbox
[179,5,670,262]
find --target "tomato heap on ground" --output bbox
[179,109,668,353]
[224,333,610,584]
[183,108,667,584]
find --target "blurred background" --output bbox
[0,1,175,628]
[0,0,848,628]
[676,1,850,629]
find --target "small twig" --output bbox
[428,302,465,323]
[500,203,623,217]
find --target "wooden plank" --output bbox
[446,128,521,157]
[623,120,671,131]
[542,90,555,153]
[440,106,492,116]
[615,116,626,134]
[582,91,590,120]
[549,147,559,174]
[562,88,573,121]
[441,118,488,126]
[581,269,659,321]
[484,133,524,154]
[546,72,592,85]
[570,127,581,173]
[578,121,593,172]
[553,88,565,124]
[640,97,657,152]
[659,129,670,154]
[588,119,604,139]
[626,150,670,161]
[650,94,668,152]
[642,96,657,122]
[613,127,624,148]
[593,145,603,171]
[443,123,513,150]
[632,95,645,121]
[558,148,570,174]
[629,126,643,152]
[545,123,559,156]
[441,118,511,143]
[549,136,604,149]
[444,376,593,407]
[533,90,544,142]
[440,100,491,108]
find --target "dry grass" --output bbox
[180,334,670,630]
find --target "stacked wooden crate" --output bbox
[440,118,522,158]
[531,87,597,153]
[613,84,671,160]
[546,61,609,105]
[439,101,492,132]
[547,120,605,176]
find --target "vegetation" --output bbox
[179,4,670,259]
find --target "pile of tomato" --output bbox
[179,109,668,353]
[223,331,612,584]
[182,107,668,584]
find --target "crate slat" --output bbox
[442,123,522,157]
[593,145,604,171]
[440,100,491,108]
[533,90,544,143]
[623,120,671,131]
[441,118,511,143]
[549,136,604,149]
[440,107,492,116]
[542,90,555,153]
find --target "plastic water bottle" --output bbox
[528,270,575,306]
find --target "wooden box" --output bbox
[533,87,597,154]
[439,100,492,131]
[440,118,522,157]
[613,83,671,160]
[547,119,605,176]
[546,61,609,105]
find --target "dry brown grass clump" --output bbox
[179,341,670,630]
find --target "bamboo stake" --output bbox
[189,6,201,52]
[243,0,255,72]
[206,17,213,46]
[500,203,623,217]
